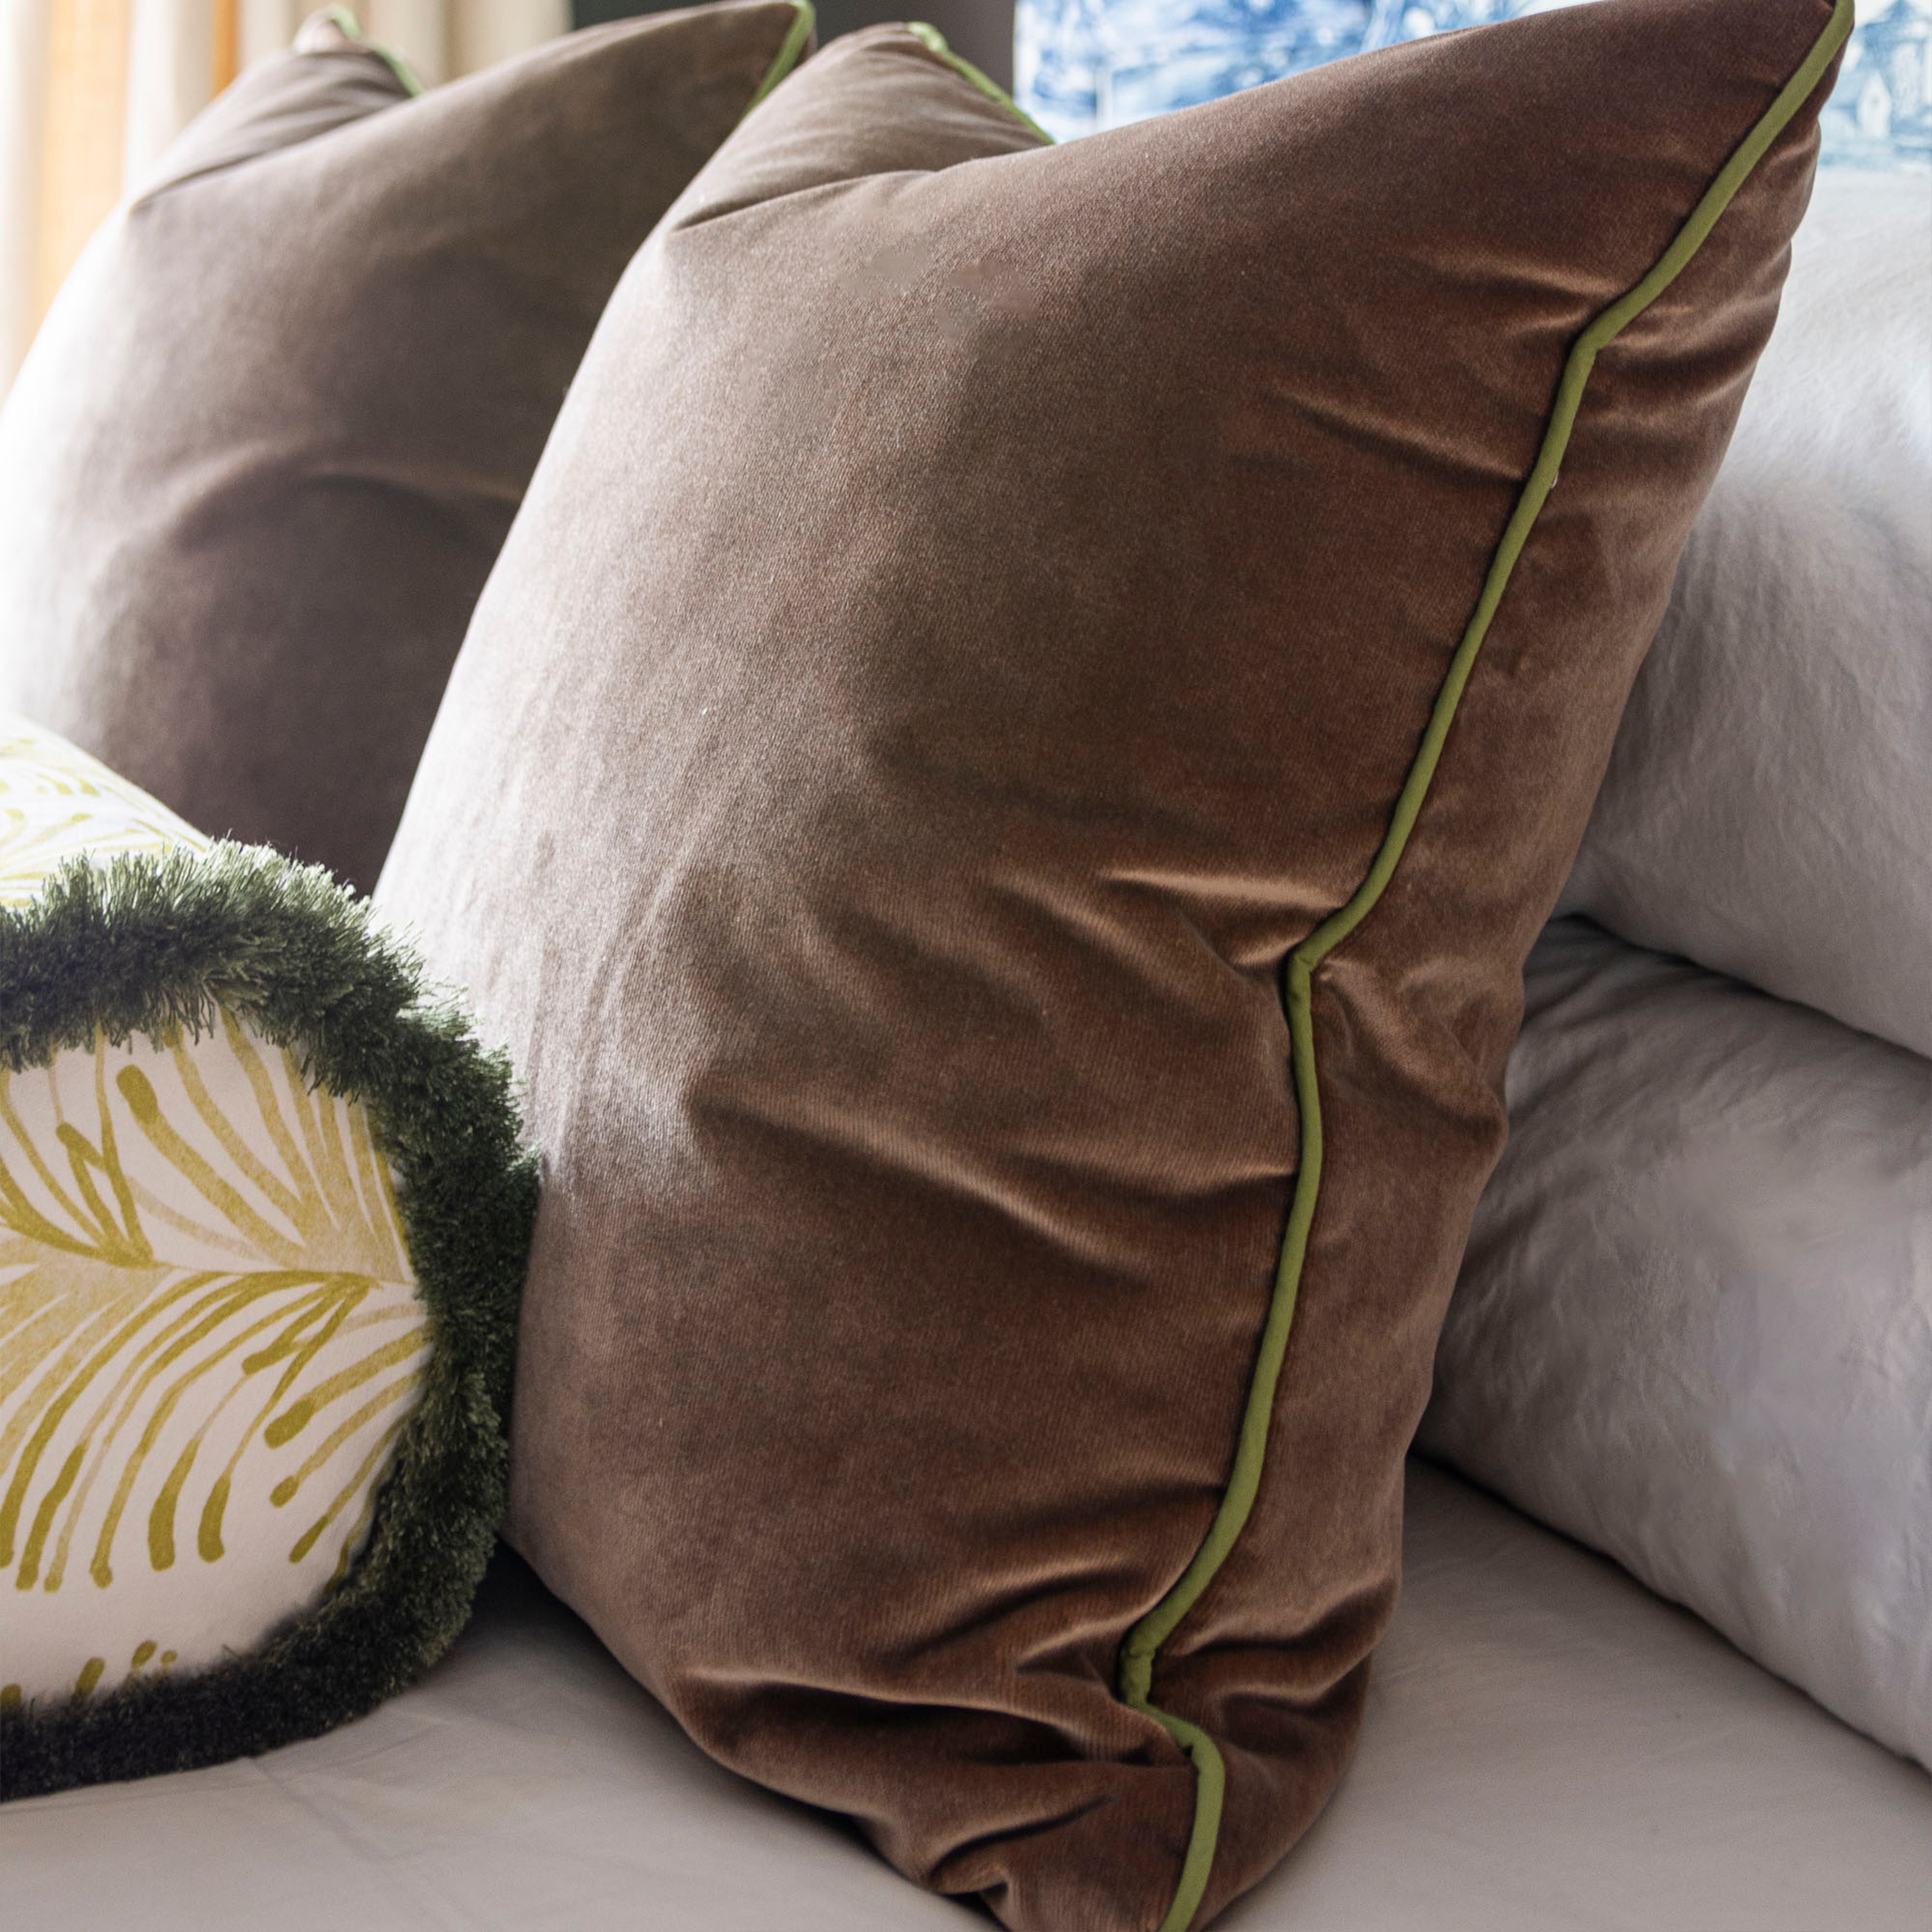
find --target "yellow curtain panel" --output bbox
[36,0,129,323]
[0,0,568,392]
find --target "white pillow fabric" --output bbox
[1422,917,1931,1768]
[1555,170,1932,1058]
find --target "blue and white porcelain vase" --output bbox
[1018,0,1931,170]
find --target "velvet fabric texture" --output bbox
[0,1,811,894]
[376,6,1846,1926]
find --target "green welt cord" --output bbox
[1115,5,1856,1925]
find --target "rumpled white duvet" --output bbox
[1424,917,1932,1766]
[1557,171,1931,1059]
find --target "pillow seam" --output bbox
[743,2,817,118]
[906,22,1056,143]
[1109,5,1856,1925]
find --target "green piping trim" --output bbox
[312,6,424,96]
[0,844,537,1801]
[906,23,1054,143]
[745,1,815,116]
[1114,5,1854,1927]
[370,45,424,97]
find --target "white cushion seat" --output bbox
[6,1461,1926,1931]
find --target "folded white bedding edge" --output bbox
[1424,916,1932,1767]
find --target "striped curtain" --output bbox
[0,0,569,389]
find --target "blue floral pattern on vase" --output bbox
[1015,0,1374,143]
[1018,0,1932,171]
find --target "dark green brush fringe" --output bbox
[0,842,538,1801]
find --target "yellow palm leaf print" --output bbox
[0,721,432,1707]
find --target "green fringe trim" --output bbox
[0,843,537,1801]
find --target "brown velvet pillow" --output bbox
[0,1,811,894]
[375,6,1848,1927]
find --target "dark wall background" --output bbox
[573,0,1017,90]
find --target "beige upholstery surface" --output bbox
[5,1459,1926,1929]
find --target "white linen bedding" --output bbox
[1556,170,1932,1058]
[1424,916,1932,1768]
[5,1460,1927,1930]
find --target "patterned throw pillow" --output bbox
[0,719,535,1799]
[1021,0,1932,169]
